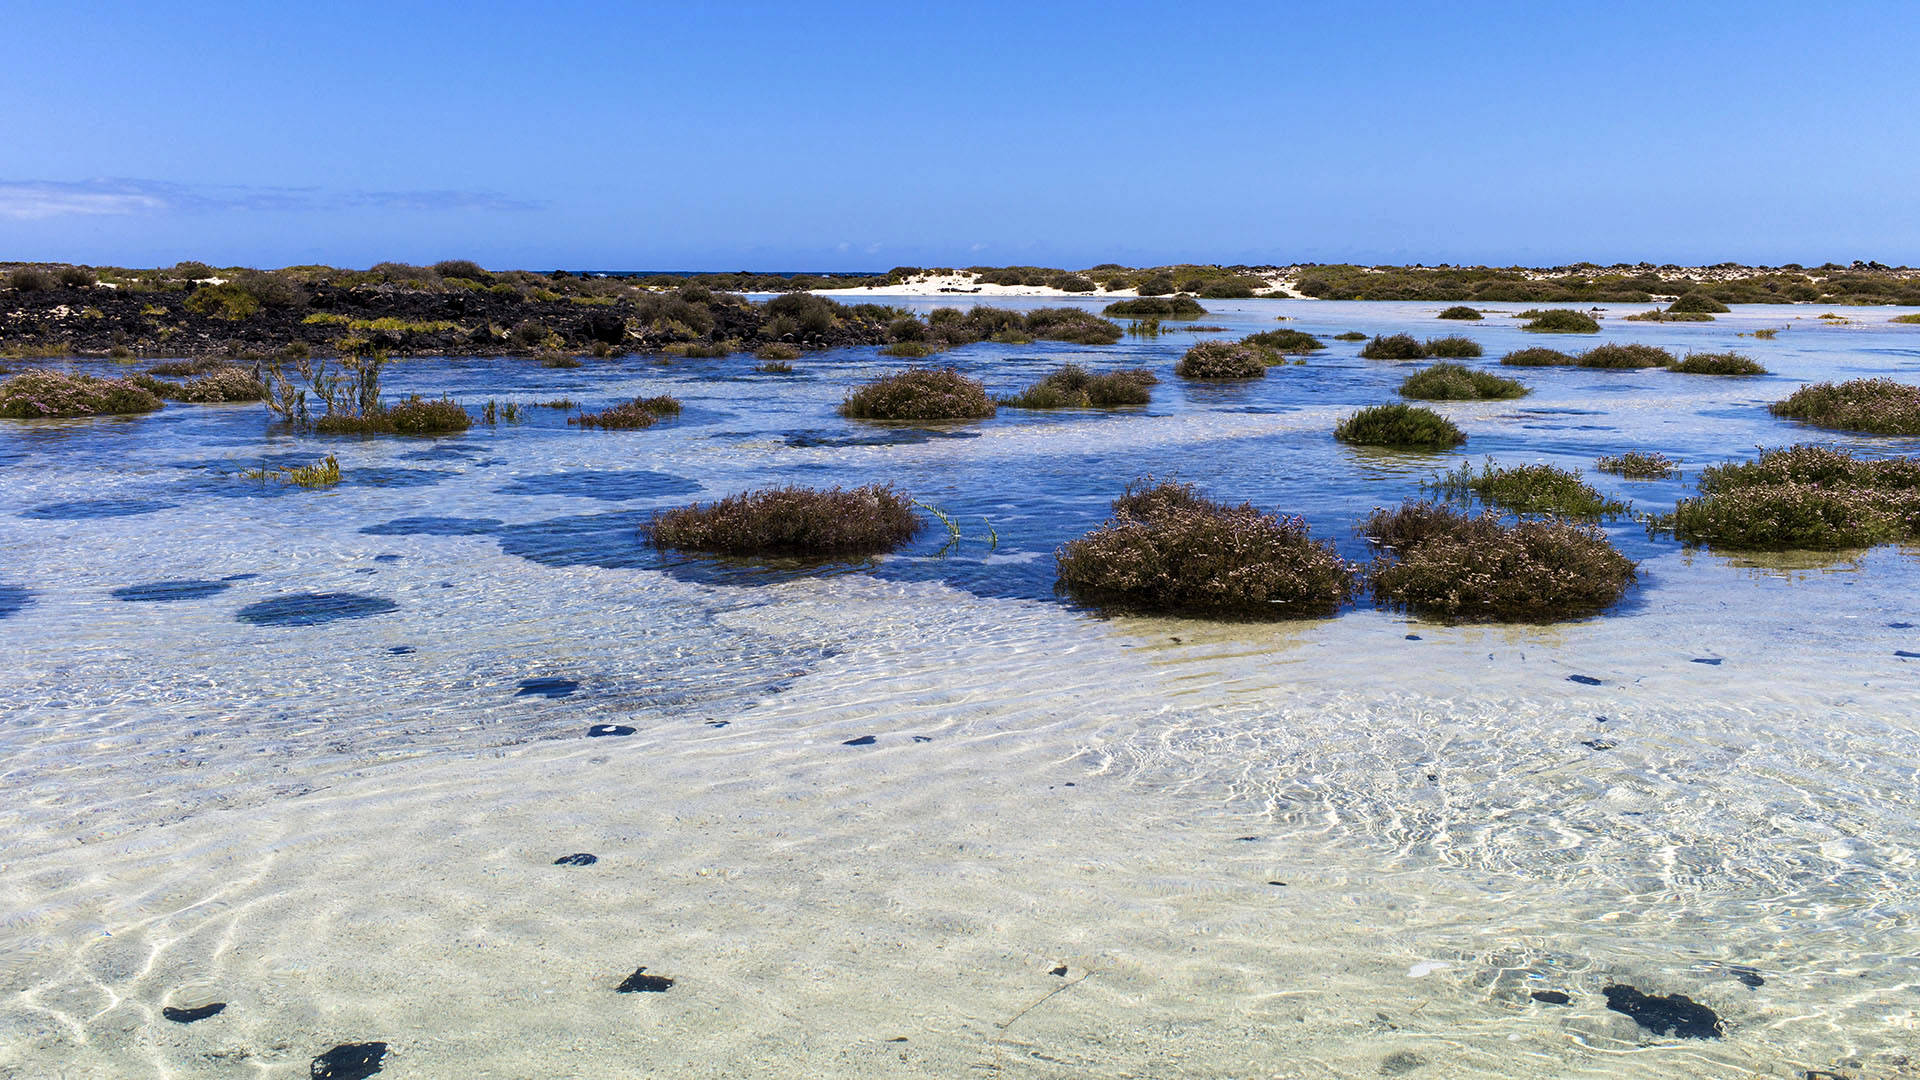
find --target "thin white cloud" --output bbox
[0,178,542,219]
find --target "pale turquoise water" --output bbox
[2,299,1918,1078]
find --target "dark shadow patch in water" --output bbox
[20,498,176,520]
[221,572,259,581]
[516,677,579,698]
[359,516,503,536]
[111,579,232,602]
[399,445,480,461]
[494,470,700,501]
[0,584,30,619]
[236,592,399,627]
[649,550,877,588]
[352,467,456,489]
[166,452,322,473]
[784,428,982,448]
[494,510,655,569]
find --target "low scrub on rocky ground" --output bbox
[1054,479,1355,618]
[841,367,995,420]
[1360,501,1636,621]
[647,484,922,556]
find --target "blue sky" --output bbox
[2,1,1915,270]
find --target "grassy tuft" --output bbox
[1670,351,1766,375]
[1176,341,1269,379]
[1891,313,1920,324]
[1102,296,1208,319]
[1002,363,1156,408]
[537,350,584,368]
[1422,335,1483,358]
[1595,451,1676,479]
[1398,362,1528,401]
[1426,460,1626,516]
[1521,309,1600,333]
[1668,291,1731,314]
[841,367,995,420]
[1500,346,1577,367]
[1577,343,1673,369]
[1333,331,1369,341]
[1335,403,1465,450]
[880,340,939,358]
[754,342,802,361]
[1437,305,1483,320]
[647,484,921,557]
[1242,328,1324,354]
[1362,501,1636,622]
[314,395,472,435]
[569,395,682,430]
[1769,378,1920,435]
[1053,479,1355,618]
[1359,333,1427,360]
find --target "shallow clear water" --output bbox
[3,299,1919,1078]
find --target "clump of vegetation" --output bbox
[1362,501,1636,622]
[1670,351,1766,375]
[1053,479,1355,618]
[1360,333,1427,360]
[841,367,994,420]
[1577,343,1673,369]
[754,342,802,361]
[569,395,682,430]
[242,454,342,488]
[1335,403,1465,450]
[1437,305,1483,320]
[538,350,583,368]
[1596,451,1676,479]
[1242,328,1324,354]
[6,267,57,292]
[173,366,265,402]
[1891,313,1920,324]
[1669,291,1731,314]
[315,395,471,435]
[1398,362,1528,401]
[183,283,261,321]
[755,358,794,373]
[1002,363,1156,408]
[1175,341,1268,379]
[647,484,921,557]
[1770,378,1920,435]
[1022,307,1124,345]
[1500,346,1577,367]
[1333,331,1368,341]
[1423,335,1483,358]
[1521,309,1601,333]
[1660,444,1920,550]
[1103,296,1207,319]
[1749,327,1781,339]
[1625,308,1713,322]
[1427,460,1626,516]
[0,370,164,418]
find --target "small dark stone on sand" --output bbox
[310,1041,387,1079]
[616,967,674,993]
[1235,836,1259,842]
[221,573,259,581]
[911,735,932,743]
[843,735,877,746]
[1603,984,1723,1039]
[516,677,579,699]
[554,853,597,866]
[1530,990,1571,1005]
[1728,966,1765,988]
[1582,739,1617,751]
[705,720,729,728]
[162,1002,226,1023]
[1567,674,1603,686]
[1405,634,1421,640]
[1691,658,1723,665]
[353,567,376,575]
[587,724,635,738]
[1268,880,1287,886]
[1889,622,1915,629]
[886,1036,908,1042]
[1426,773,1438,782]
[1896,650,1920,659]
[387,646,415,655]
[373,554,402,562]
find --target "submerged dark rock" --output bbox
[1530,990,1571,1005]
[0,584,30,620]
[387,646,415,655]
[1582,739,1617,751]
[1896,650,1920,659]
[1049,965,1068,977]
[161,1002,226,1023]
[842,735,877,746]
[236,592,398,627]
[616,967,674,993]
[1566,674,1603,686]
[494,469,698,501]
[587,724,635,738]
[310,1041,387,1079]
[1727,966,1765,988]
[554,853,598,867]
[515,677,579,699]
[359,516,503,536]
[1378,1050,1427,1075]
[1602,984,1723,1039]
[373,554,402,562]
[1690,657,1723,665]
[20,497,176,519]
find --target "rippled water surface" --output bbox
[4,299,1919,1078]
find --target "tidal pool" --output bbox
[2,299,1918,1078]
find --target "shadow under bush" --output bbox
[1054,479,1355,618]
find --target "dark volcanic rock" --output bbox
[554,853,598,866]
[842,735,877,746]
[1529,990,1571,1005]
[112,579,232,602]
[236,592,398,627]
[1602,984,1723,1038]
[616,967,674,993]
[1566,674,1603,686]
[161,1002,226,1023]
[310,1041,387,1079]
[587,724,635,738]
[515,677,579,699]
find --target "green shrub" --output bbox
[1669,291,1730,313]
[880,340,939,358]
[431,259,491,282]
[1176,341,1268,379]
[538,350,583,368]
[1521,309,1600,333]
[57,266,96,288]
[1002,363,1156,408]
[1054,480,1355,618]
[1769,378,1920,435]
[647,485,921,557]
[1022,307,1124,344]
[1398,362,1528,401]
[1243,328,1324,354]
[1437,305,1483,320]
[174,366,265,403]
[841,367,995,420]
[1422,335,1483,358]
[1577,343,1673,369]
[1360,333,1427,360]
[1662,444,1920,550]
[1333,331,1368,341]
[754,343,802,361]
[6,267,55,292]
[1625,308,1713,322]
[384,396,471,435]
[1670,351,1766,375]
[1052,274,1097,293]
[1135,274,1177,296]
[1335,403,1465,450]
[1500,347,1577,367]
[1426,460,1626,516]
[1595,451,1675,479]
[1197,276,1263,299]
[568,395,682,430]
[1103,296,1210,319]
[755,359,793,373]
[184,283,261,320]
[0,370,163,418]
[1892,313,1920,324]
[1362,502,1636,622]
